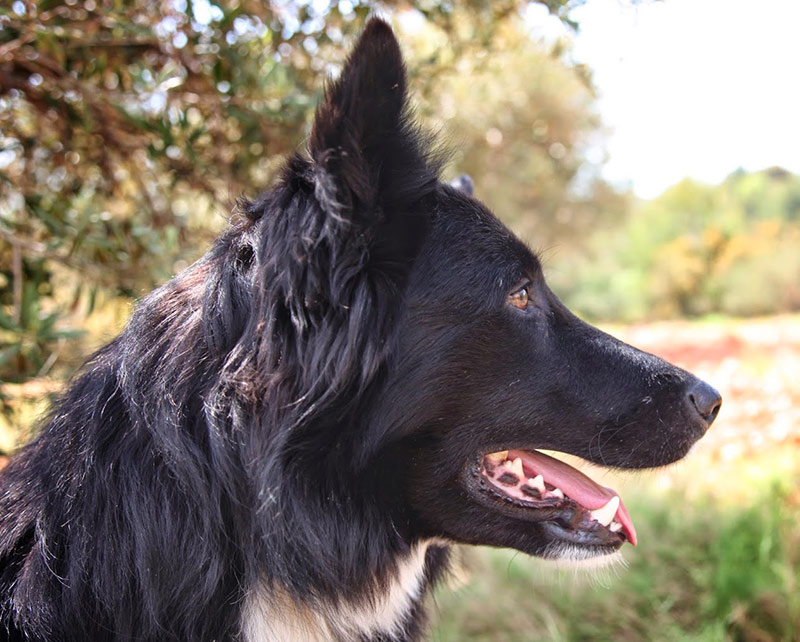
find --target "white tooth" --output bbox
[510,457,524,478]
[527,474,545,493]
[609,521,622,532]
[550,488,564,499]
[485,450,509,465]
[590,496,620,527]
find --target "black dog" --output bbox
[0,18,720,642]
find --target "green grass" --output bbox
[429,474,800,642]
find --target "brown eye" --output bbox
[508,286,530,310]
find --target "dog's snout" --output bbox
[687,380,722,428]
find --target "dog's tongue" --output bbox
[508,449,637,546]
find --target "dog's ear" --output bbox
[308,17,437,223]
[450,174,474,196]
[245,19,440,411]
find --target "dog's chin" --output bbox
[541,546,626,571]
[454,448,638,563]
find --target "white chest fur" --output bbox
[241,543,431,642]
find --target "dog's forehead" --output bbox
[431,185,541,275]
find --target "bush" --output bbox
[555,170,800,322]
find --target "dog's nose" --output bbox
[687,380,722,428]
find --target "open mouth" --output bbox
[475,449,638,548]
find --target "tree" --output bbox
[551,168,800,321]
[411,16,628,250]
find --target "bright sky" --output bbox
[559,0,800,198]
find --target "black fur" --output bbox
[0,19,720,642]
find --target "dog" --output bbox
[0,18,721,642]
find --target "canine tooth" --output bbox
[550,488,564,499]
[485,451,509,465]
[510,457,524,478]
[527,475,545,493]
[609,521,622,532]
[590,496,620,527]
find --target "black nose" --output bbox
[687,380,722,427]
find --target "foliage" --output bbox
[551,167,800,322]
[0,0,607,384]
[412,16,628,250]
[0,256,82,376]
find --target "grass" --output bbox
[429,465,800,642]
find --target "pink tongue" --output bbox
[508,449,638,546]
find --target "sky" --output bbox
[546,0,800,198]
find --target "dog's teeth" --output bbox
[550,487,564,499]
[510,457,524,478]
[590,496,620,526]
[527,474,545,493]
[485,451,509,465]
[609,521,623,532]
[500,460,520,481]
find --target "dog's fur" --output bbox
[0,19,720,642]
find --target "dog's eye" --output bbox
[508,286,530,310]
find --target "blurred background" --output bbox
[1,1,798,639]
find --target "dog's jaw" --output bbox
[475,449,636,546]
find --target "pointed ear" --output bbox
[309,18,436,220]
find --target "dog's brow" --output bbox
[519,248,543,277]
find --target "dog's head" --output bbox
[237,18,720,573]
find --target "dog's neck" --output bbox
[241,542,434,642]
